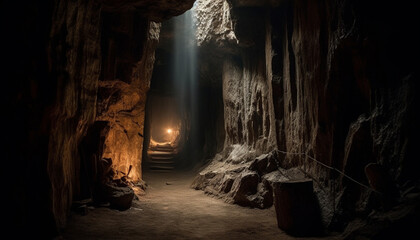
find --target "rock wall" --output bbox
[222,49,277,152]
[192,0,279,210]
[96,12,160,182]
[4,0,195,235]
[270,0,419,222]
[195,0,278,155]
[195,0,237,48]
[193,0,420,233]
[47,0,102,228]
[47,0,194,229]
[5,0,418,236]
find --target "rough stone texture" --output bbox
[192,149,300,209]
[101,0,195,21]
[79,121,111,201]
[5,0,419,237]
[48,0,102,228]
[96,13,161,182]
[97,80,145,180]
[343,192,420,239]
[192,0,278,210]
[268,1,419,231]
[222,51,277,152]
[249,151,279,176]
[3,0,195,233]
[194,0,420,233]
[228,171,259,205]
[194,0,237,48]
[45,0,195,229]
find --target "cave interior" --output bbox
[3,0,420,239]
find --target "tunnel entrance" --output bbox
[144,93,186,171]
[142,8,200,172]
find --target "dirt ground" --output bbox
[62,171,341,240]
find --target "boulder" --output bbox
[247,179,273,208]
[228,171,259,206]
[249,151,279,176]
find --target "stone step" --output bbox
[148,169,173,173]
[150,146,175,151]
[148,159,175,164]
[149,165,175,171]
[147,146,177,172]
[149,156,175,160]
[147,150,176,157]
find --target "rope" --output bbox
[277,150,380,194]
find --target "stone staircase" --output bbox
[147,144,177,171]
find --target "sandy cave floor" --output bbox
[62,170,341,240]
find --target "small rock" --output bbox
[249,151,279,176]
[249,154,269,175]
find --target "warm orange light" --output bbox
[167,128,173,134]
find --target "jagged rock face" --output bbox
[222,51,277,152]
[5,0,419,237]
[194,0,237,48]
[101,0,195,21]
[42,0,192,230]
[193,0,420,233]
[193,0,278,207]
[96,12,160,182]
[48,0,102,228]
[270,0,419,211]
[97,80,145,181]
[195,0,277,154]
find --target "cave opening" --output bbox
[143,7,202,172]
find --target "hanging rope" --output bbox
[277,150,380,194]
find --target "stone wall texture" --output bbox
[48,0,102,228]
[4,0,419,237]
[193,0,420,233]
[4,0,194,233]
